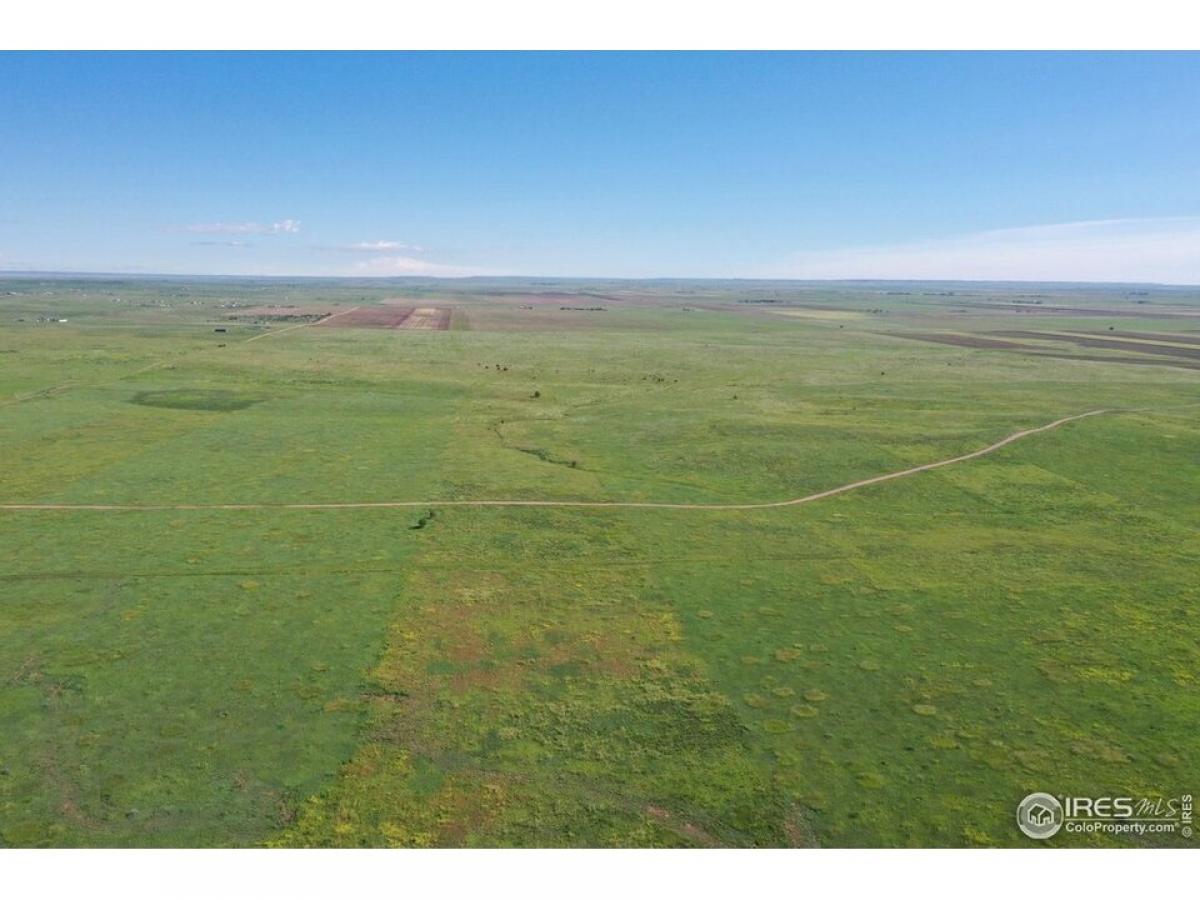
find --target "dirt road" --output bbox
[0,408,1119,512]
[243,306,360,341]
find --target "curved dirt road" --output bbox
[0,408,1113,513]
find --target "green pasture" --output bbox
[1,278,1196,846]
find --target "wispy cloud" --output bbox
[191,240,254,248]
[309,239,426,254]
[768,218,1200,284]
[180,219,301,235]
[352,254,485,277]
[339,240,423,253]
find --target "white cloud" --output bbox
[180,219,301,235]
[342,240,422,252]
[768,218,1200,284]
[352,254,484,277]
[310,239,427,255]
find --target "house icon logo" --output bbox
[1017,792,1064,839]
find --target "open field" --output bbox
[311,305,451,330]
[1,276,1197,847]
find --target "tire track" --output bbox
[0,407,1119,512]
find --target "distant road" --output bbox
[0,408,1117,512]
[241,306,361,341]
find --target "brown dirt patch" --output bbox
[644,805,723,848]
[476,291,628,306]
[1025,352,1200,372]
[317,306,450,330]
[1082,330,1200,346]
[462,307,625,332]
[884,331,1026,350]
[992,331,1200,361]
[885,329,1200,372]
[782,805,821,847]
[399,307,451,330]
[956,301,1200,319]
[316,307,415,329]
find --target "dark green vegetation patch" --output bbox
[130,389,267,412]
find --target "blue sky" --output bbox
[1,52,1198,281]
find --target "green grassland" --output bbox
[1,276,1197,846]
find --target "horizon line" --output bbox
[0,269,1196,289]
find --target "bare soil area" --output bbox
[316,307,415,329]
[992,331,1200,361]
[886,332,1026,350]
[1069,330,1200,347]
[316,306,451,330]
[398,307,451,330]
[955,301,1200,319]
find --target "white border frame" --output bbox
[3,0,1200,50]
